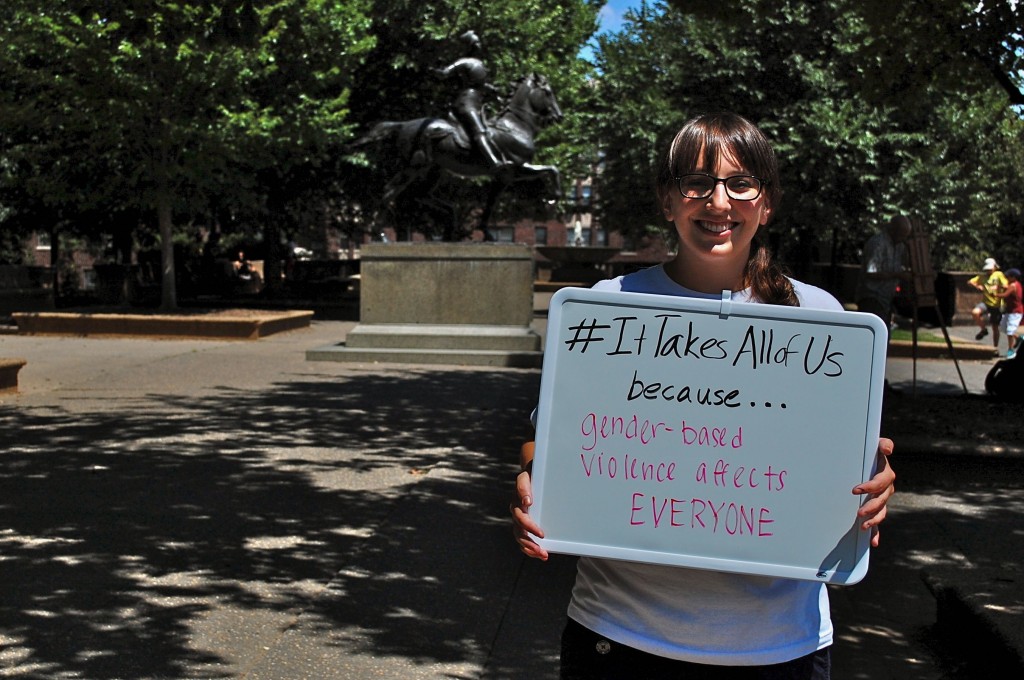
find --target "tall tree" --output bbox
[0,1,374,308]
[593,0,1024,273]
[669,0,1023,109]
[856,0,1024,109]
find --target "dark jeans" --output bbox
[560,619,831,680]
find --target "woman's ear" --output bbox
[661,194,674,220]
[759,203,772,225]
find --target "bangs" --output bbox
[657,113,780,205]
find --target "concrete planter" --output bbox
[13,309,313,340]
[888,339,995,360]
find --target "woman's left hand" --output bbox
[853,437,896,547]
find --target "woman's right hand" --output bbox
[512,469,549,560]
[512,442,549,561]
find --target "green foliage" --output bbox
[854,0,1023,109]
[595,0,1024,272]
[1,0,601,260]
[0,0,375,305]
[3,0,1020,285]
[0,228,30,266]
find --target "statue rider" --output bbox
[434,30,511,170]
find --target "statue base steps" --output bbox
[307,324,542,368]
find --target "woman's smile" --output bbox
[696,219,736,235]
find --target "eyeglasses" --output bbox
[675,173,766,201]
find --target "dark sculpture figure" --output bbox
[433,30,510,171]
[354,34,563,240]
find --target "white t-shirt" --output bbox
[567,264,843,666]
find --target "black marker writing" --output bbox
[564,318,611,353]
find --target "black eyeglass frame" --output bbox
[674,173,767,201]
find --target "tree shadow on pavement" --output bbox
[7,375,1019,678]
[0,368,548,679]
[844,391,1024,679]
[882,391,1024,451]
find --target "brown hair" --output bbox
[656,112,798,307]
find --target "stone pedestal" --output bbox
[307,242,542,367]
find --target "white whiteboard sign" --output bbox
[531,287,888,584]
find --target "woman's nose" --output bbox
[707,182,731,210]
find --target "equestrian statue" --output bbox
[353,31,563,241]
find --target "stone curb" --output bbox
[0,357,26,393]
[11,310,313,340]
[887,339,996,360]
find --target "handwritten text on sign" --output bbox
[530,289,887,584]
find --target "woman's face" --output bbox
[662,148,772,276]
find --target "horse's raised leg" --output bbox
[517,163,562,202]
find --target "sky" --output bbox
[598,0,638,34]
[579,0,644,62]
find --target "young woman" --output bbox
[511,112,896,680]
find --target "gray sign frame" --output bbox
[531,287,888,584]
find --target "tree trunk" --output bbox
[157,194,177,310]
[112,221,134,265]
[49,224,61,299]
[263,222,282,295]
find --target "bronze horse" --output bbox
[355,73,563,240]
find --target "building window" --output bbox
[493,227,514,242]
[535,226,548,245]
[580,184,592,207]
[573,183,593,208]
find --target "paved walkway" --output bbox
[0,320,1019,678]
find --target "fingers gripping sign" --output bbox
[512,441,549,560]
[854,437,896,548]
